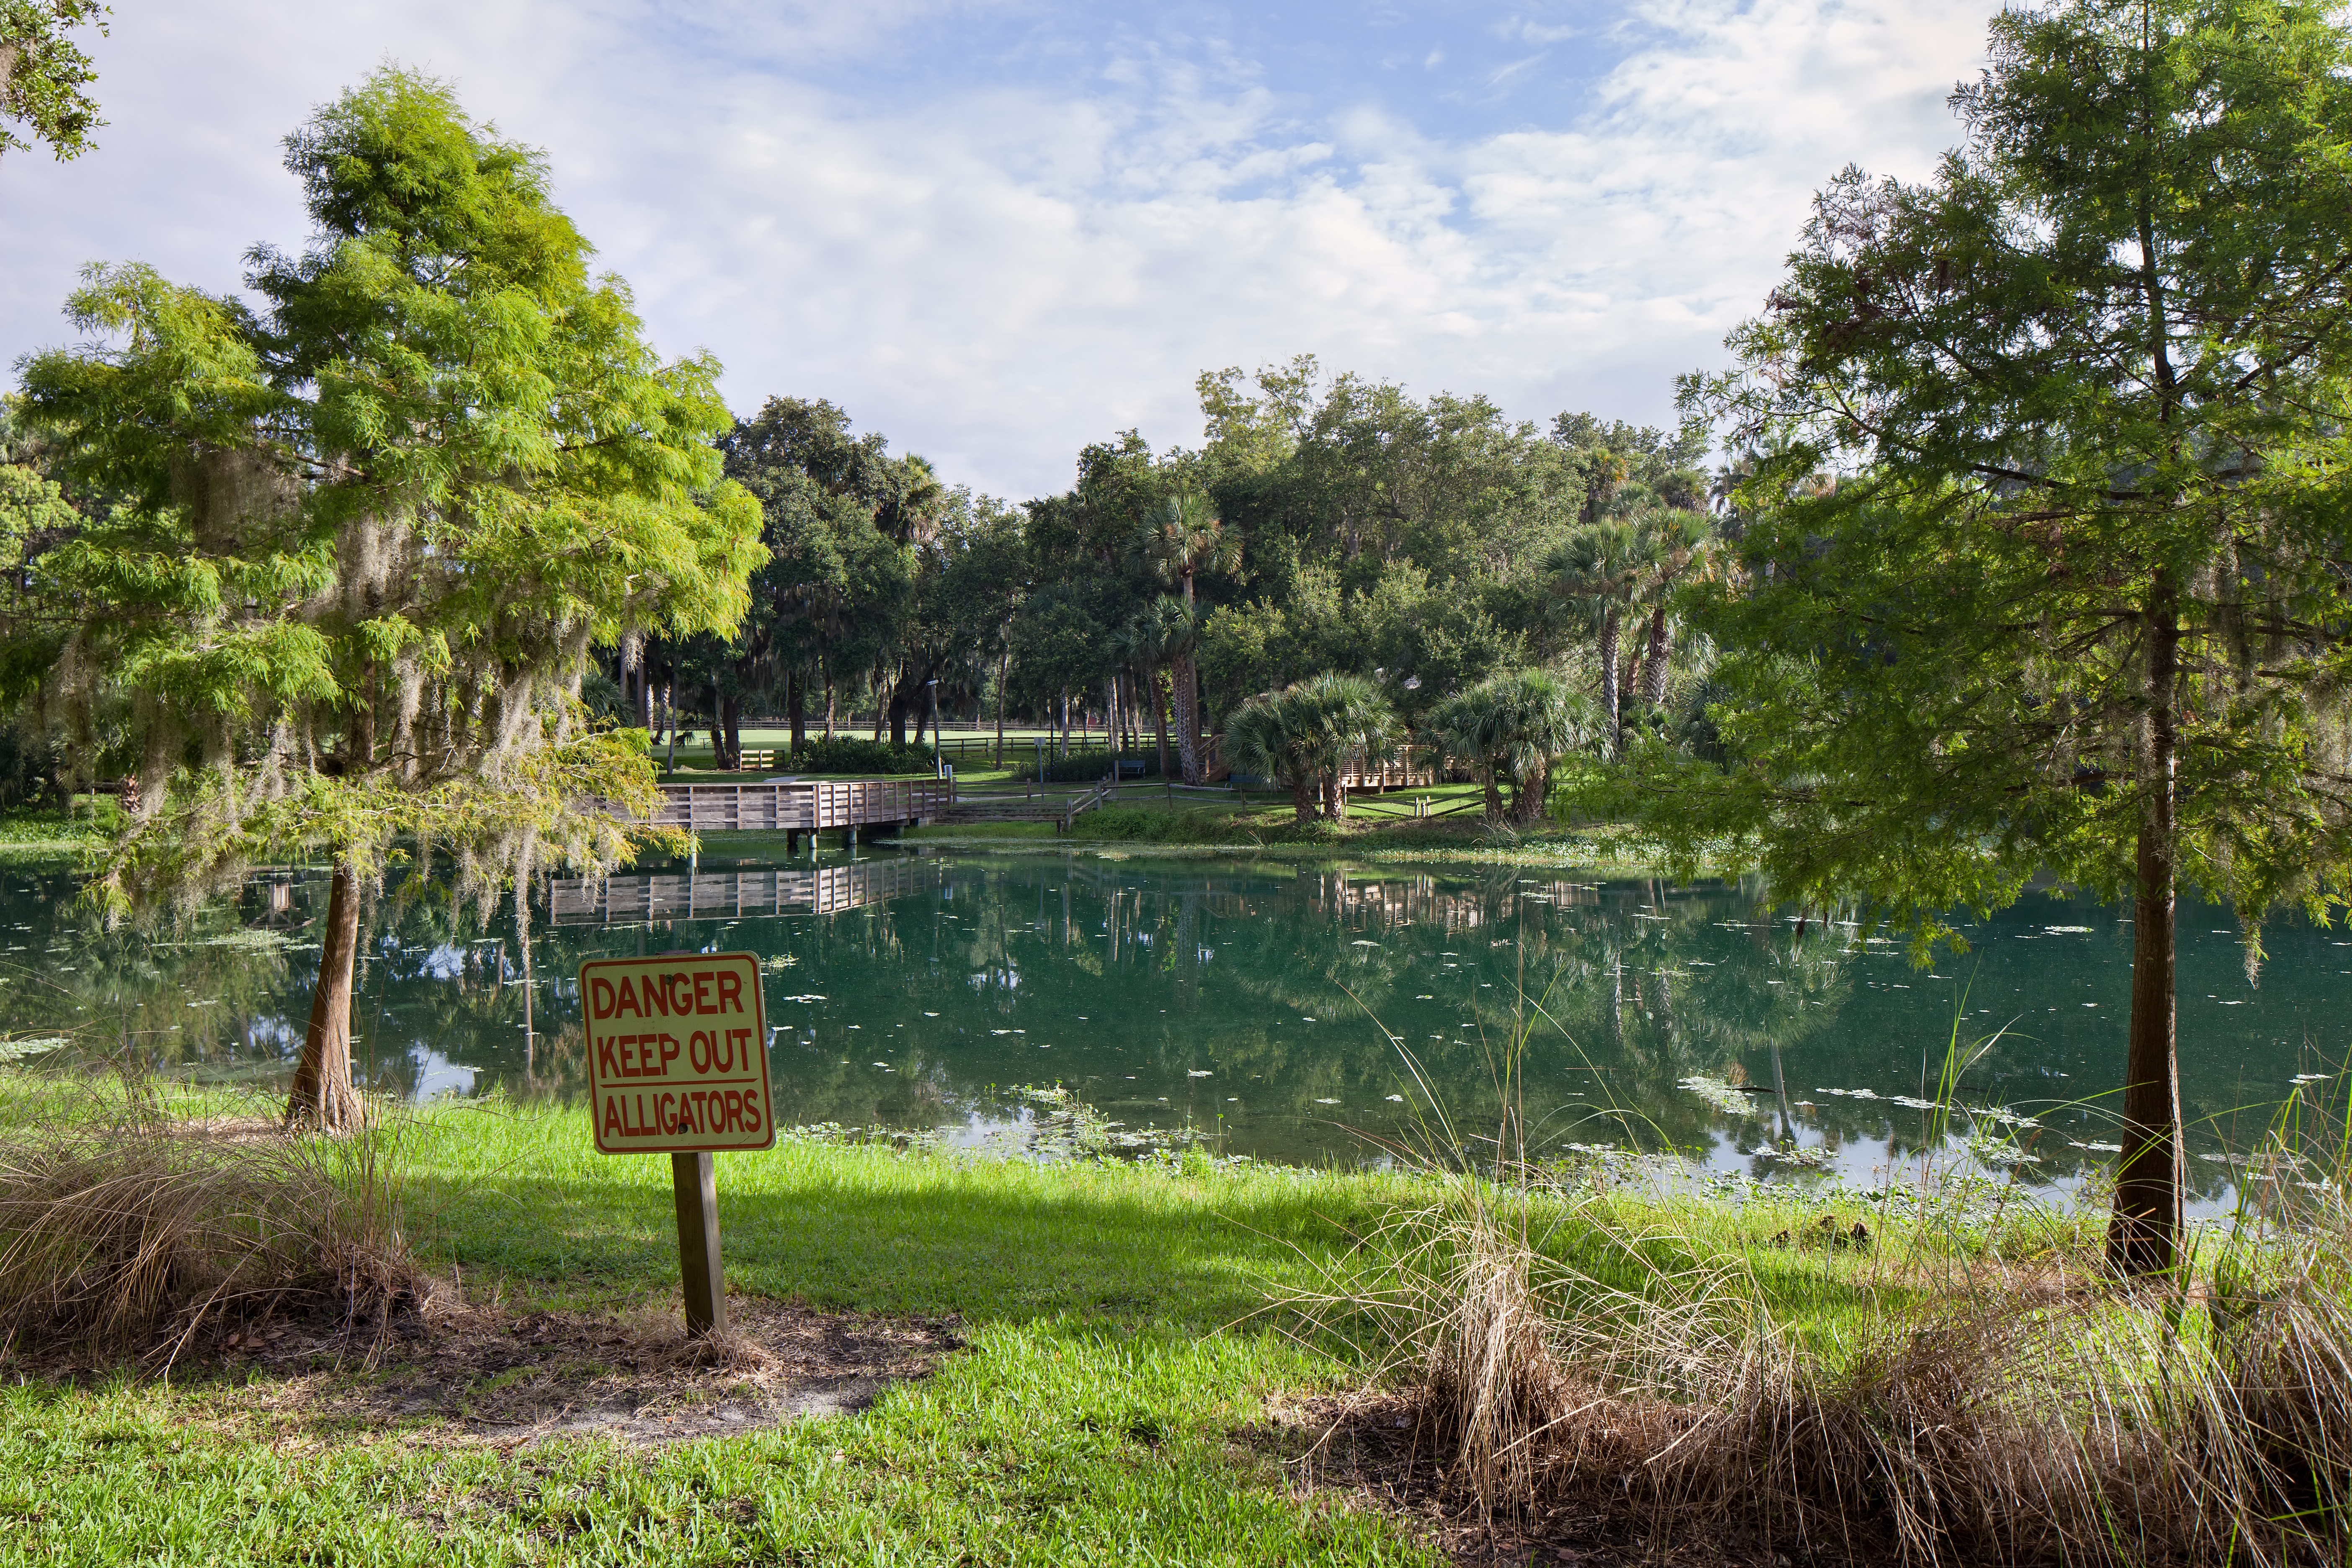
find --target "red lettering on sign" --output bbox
[583,954,771,1154]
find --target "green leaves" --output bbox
[0,1,107,161]
[12,66,765,914]
[1664,0,2352,948]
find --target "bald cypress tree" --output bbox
[17,69,764,1127]
[1660,0,2352,1274]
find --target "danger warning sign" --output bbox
[580,953,775,1155]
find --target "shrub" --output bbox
[0,1083,421,1356]
[1019,750,1166,784]
[789,737,939,776]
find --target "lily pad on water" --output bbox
[0,1036,67,1062]
[1679,1075,1760,1117]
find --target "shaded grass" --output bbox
[0,805,110,861]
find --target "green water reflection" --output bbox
[0,853,2338,1205]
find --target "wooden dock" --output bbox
[652,778,953,839]
[550,859,941,925]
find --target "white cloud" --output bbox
[1,0,1996,499]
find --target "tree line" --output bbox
[614,361,1721,791]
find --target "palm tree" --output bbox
[1547,521,1646,754]
[1139,493,1242,783]
[1290,673,1397,820]
[1225,688,1320,823]
[1119,597,1195,781]
[1431,669,1596,823]
[1429,687,1512,822]
[1627,508,1713,710]
[1229,674,1398,822]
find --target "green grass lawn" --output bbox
[0,1084,1986,1567]
[2,1097,1452,1567]
[0,803,115,859]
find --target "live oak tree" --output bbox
[1659,0,2352,1273]
[16,70,764,1128]
[1,0,106,160]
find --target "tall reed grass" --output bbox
[0,1077,420,1364]
[1296,979,2352,1565]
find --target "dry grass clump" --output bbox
[0,1081,422,1362]
[1296,1168,2352,1567]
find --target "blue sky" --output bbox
[2,0,1997,499]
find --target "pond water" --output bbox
[0,849,2340,1206]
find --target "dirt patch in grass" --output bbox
[8,1291,962,1447]
[1256,1393,1784,1568]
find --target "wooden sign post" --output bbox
[580,951,775,1337]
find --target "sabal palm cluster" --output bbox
[1139,493,1242,784]
[1549,503,1713,755]
[1226,673,1398,822]
[1429,669,1596,823]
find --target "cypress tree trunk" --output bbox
[721,689,741,770]
[788,670,806,757]
[287,860,365,1130]
[2109,598,2184,1277]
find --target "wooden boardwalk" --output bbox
[550,859,941,926]
[652,778,953,836]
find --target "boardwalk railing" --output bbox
[550,859,941,925]
[650,778,954,834]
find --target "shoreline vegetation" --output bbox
[3,1073,2348,1565]
[0,798,1700,877]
